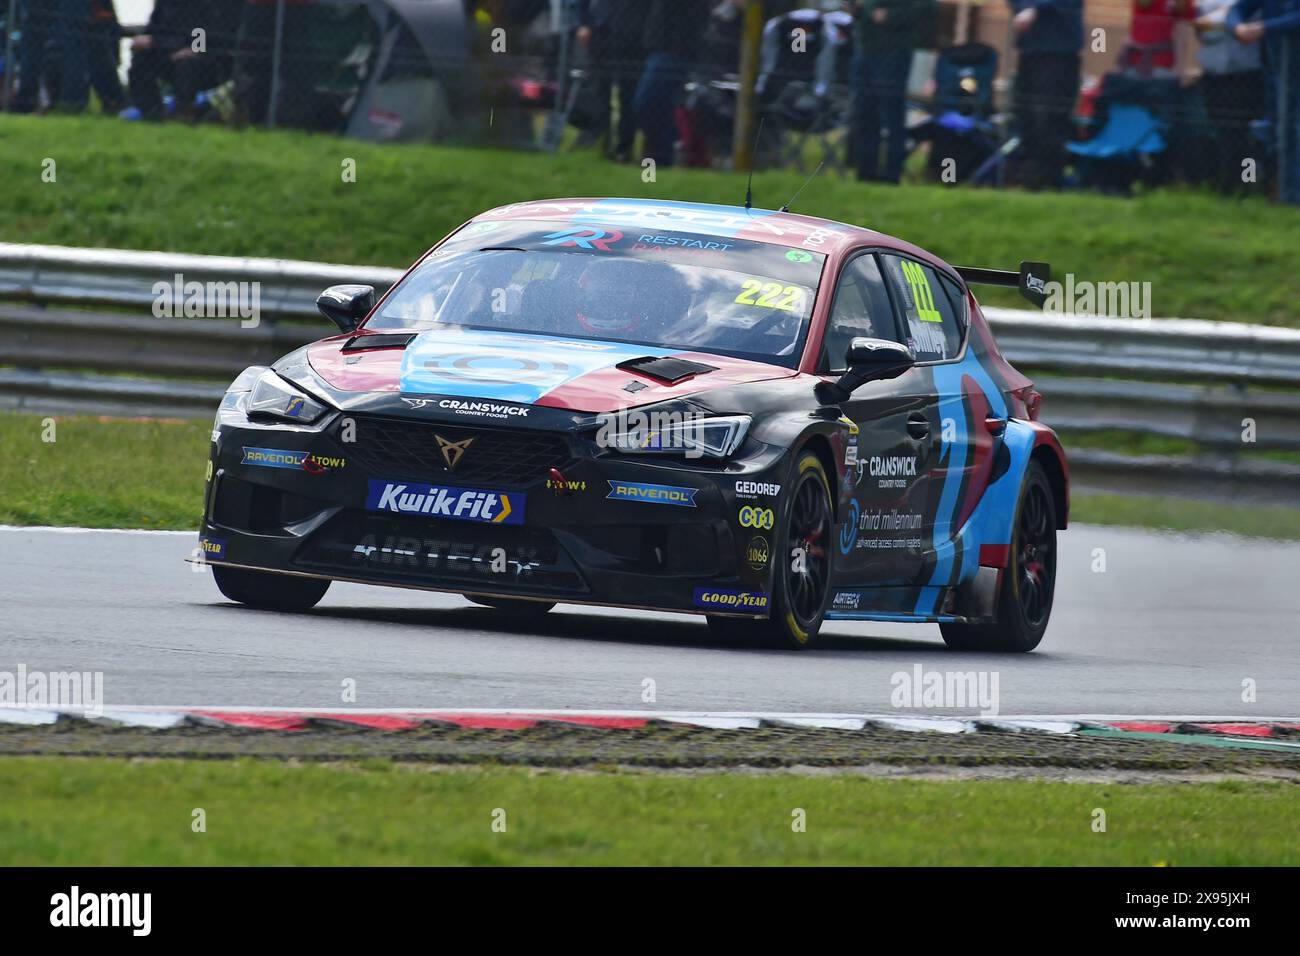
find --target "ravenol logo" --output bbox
[606,481,697,507]
[366,480,525,525]
[693,588,769,611]
[242,447,345,474]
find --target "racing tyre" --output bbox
[708,450,832,649]
[940,462,1057,652]
[465,595,556,614]
[212,566,330,611]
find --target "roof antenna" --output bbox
[743,117,765,210]
[780,162,824,213]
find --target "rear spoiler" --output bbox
[955,261,1051,309]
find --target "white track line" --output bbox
[0,526,194,535]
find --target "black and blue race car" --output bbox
[199,198,1068,650]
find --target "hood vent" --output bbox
[616,356,718,385]
[341,332,416,352]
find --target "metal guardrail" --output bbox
[2,243,1298,504]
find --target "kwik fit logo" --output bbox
[366,480,525,524]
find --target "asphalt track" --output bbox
[3,525,1297,716]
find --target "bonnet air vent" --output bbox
[341,333,417,352]
[615,356,718,385]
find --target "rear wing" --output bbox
[955,261,1051,309]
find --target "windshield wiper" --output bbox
[478,246,526,252]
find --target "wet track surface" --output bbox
[4,525,1298,716]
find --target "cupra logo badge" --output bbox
[435,435,475,470]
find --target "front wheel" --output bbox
[707,450,832,649]
[940,462,1057,652]
[212,566,330,611]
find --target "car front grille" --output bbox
[339,415,574,487]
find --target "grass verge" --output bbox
[2,114,1298,324]
[2,411,1297,538]
[0,757,1293,865]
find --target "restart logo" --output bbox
[366,480,525,525]
[693,588,769,611]
[606,481,697,507]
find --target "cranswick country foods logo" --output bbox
[693,588,769,611]
[366,481,525,524]
[401,397,531,419]
[606,481,697,507]
[242,447,345,474]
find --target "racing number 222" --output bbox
[735,280,805,313]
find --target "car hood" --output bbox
[304,327,797,414]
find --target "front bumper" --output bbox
[199,412,785,618]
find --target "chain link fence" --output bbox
[0,0,1294,200]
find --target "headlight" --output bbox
[247,369,329,424]
[599,413,751,459]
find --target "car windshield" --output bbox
[364,219,826,368]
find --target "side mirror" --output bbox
[815,337,915,406]
[317,284,375,333]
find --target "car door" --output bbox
[820,252,932,589]
[876,253,975,588]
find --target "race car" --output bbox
[199,198,1068,651]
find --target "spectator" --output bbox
[576,0,648,162]
[1126,0,1196,73]
[13,0,94,112]
[1007,0,1084,189]
[850,0,937,184]
[1195,0,1267,192]
[122,0,234,120]
[1228,0,1300,203]
[633,0,710,167]
[231,0,314,126]
[87,0,126,112]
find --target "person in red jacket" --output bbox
[1126,0,1197,71]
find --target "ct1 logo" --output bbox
[542,227,624,252]
[423,354,570,385]
[839,498,860,554]
[739,506,774,530]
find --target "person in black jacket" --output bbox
[1006,0,1084,189]
[851,0,937,183]
[631,0,711,167]
[122,0,238,119]
[577,0,648,161]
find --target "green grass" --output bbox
[0,758,1292,865]
[0,412,209,528]
[2,114,1298,324]
[3,411,1298,538]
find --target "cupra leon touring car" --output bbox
[199,198,1068,650]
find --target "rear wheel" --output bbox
[212,566,330,611]
[940,462,1057,652]
[707,450,832,649]
[464,595,556,614]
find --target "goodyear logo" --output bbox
[199,536,227,560]
[366,480,525,525]
[739,506,774,530]
[693,588,769,611]
[606,481,697,508]
[242,447,345,474]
